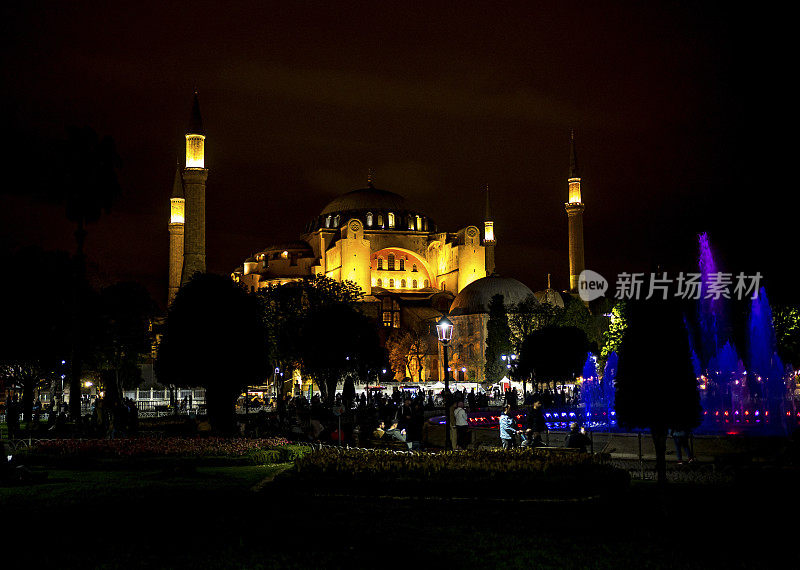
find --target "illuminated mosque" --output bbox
[168,94,587,386]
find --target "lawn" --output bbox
[2,462,797,569]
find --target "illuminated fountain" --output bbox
[694,233,794,433]
[579,352,617,430]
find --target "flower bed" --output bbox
[280,448,629,498]
[21,437,311,467]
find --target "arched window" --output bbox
[412,279,418,288]
[325,215,331,228]
[333,215,340,227]
[377,278,382,287]
[401,279,406,288]
[424,279,429,287]
[416,215,422,231]
[408,216,414,230]
[389,279,395,288]
[387,212,395,228]
[388,253,395,270]
[423,218,428,231]
[366,212,373,226]
[399,258,405,271]
[377,257,383,270]
[412,264,417,272]
[441,282,446,291]
[377,214,383,226]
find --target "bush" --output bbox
[246,449,283,465]
[281,448,629,498]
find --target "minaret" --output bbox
[483,183,496,275]
[168,162,185,306]
[181,92,208,285]
[565,129,585,292]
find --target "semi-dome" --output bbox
[449,274,536,316]
[320,187,409,216]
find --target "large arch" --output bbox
[370,247,436,290]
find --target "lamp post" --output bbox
[436,315,454,450]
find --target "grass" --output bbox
[2,463,798,569]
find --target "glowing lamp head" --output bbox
[185,134,205,168]
[436,315,454,343]
[568,178,582,204]
[484,221,495,243]
[170,198,185,223]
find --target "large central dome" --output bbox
[305,183,435,234]
[320,187,410,216]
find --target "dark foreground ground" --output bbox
[2,464,797,569]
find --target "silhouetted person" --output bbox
[6,394,20,439]
[564,422,591,452]
[525,400,547,447]
[670,428,694,464]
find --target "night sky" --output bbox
[1,2,792,309]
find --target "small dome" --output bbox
[449,275,535,316]
[320,187,410,216]
[534,288,566,308]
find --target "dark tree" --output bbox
[300,303,383,405]
[48,127,122,419]
[157,274,269,433]
[94,282,156,407]
[615,296,701,486]
[257,276,366,405]
[485,294,513,385]
[0,248,77,422]
[517,326,591,387]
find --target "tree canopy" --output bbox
[93,281,156,406]
[299,302,384,404]
[485,294,513,384]
[517,326,592,382]
[157,274,269,432]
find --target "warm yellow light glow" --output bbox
[568,178,582,203]
[484,221,494,242]
[281,251,289,259]
[185,134,205,168]
[170,198,185,223]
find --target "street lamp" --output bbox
[501,354,521,398]
[436,315,454,450]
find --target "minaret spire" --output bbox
[181,92,209,286]
[188,91,204,136]
[483,183,496,275]
[569,128,578,179]
[565,128,586,292]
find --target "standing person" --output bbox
[6,394,20,439]
[499,405,517,450]
[467,389,476,411]
[670,428,695,464]
[454,400,470,450]
[447,398,458,450]
[398,398,413,431]
[525,400,547,447]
